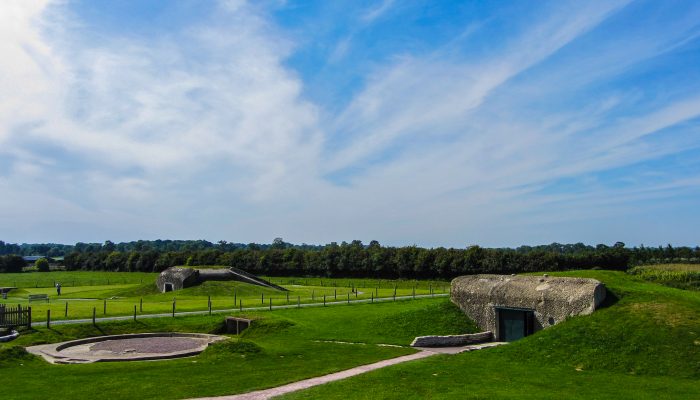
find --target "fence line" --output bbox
[0,304,32,329]
[32,293,449,327]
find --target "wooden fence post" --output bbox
[239,300,243,312]
[323,295,326,307]
[103,299,107,315]
[334,289,337,300]
[140,298,143,312]
[27,306,32,329]
[46,310,50,329]
[261,292,264,305]
[347,293,350,304]
[65,302,68,317]
[134,305,137,321]
[172,298,176,317]
[92,307,96,326]
[371,293,374,303]
[269,297,272,311]
[234,290,237,308]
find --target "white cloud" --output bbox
[327,0,632,173]
[0,0,324,241]
[0,0,698,247]
[361,0,395,24]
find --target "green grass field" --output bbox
[2,270,699,399]
[0,271,449,322]
[0,298,471,399]
[281,270,700,399]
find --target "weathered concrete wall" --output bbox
[156,267,199,292]
[451,274,606,338]
[410,331,493,347]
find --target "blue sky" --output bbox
[1,0,699,247]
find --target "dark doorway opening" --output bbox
[164,283,174,292]
[497,307,535,341]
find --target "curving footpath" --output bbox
[191,342,505,400]
[191,351,435,400]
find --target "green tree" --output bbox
[35,257,50,272]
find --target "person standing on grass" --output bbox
[56,282,61,296]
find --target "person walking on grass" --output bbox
[56,282,61,296]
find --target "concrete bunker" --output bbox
[156,266,288,293]
[451,274,606,341]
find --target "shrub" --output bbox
[35,258,50,272]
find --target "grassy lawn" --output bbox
[281,270,700,399]
[0,271,450,322]
[3,270,698,399]
[0,271,157,288]
[0,297,472,400]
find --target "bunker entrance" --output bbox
[497,307,534,342]
[164,283,174,292]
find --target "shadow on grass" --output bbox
[599,290,619,309]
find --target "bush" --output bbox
[35,258,50,272]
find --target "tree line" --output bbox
[2,240,698,279]
[0,238,319,257]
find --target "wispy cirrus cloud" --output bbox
[1,0,699,247]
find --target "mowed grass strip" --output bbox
[281,271,700,400]
[0,298,471,400]
[0,271,157,288]
[1,272,449,322]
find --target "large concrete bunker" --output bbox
[156,266,287,293]
[451,274,606,341]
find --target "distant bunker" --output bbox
[156,266,287,293]
[451,274,606,342]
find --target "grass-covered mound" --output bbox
[282,271,700,399]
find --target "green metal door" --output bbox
[497,308,535,341]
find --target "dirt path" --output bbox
[191,351,436,400]
[190,342,506,400]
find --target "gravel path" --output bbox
[190,351,436,400]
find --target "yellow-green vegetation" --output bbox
[0,298,472,399]
[281,270,700,399]
[629,263,700,290]
[0,271,449,322]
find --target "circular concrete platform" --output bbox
[27,332,227,364]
